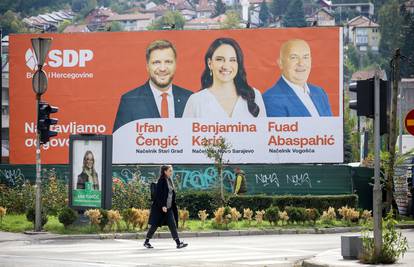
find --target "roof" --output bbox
[248,0,272,4]
[348,15,379,27]
[197,0,214,12]
[38,14,58,23]
[176,0,195,10]
[187,14,227,24]
[63,24,90,33]
[320,0,332,6]
[107,13,155,21]
[351,69,387,81]
[312,7,335,17]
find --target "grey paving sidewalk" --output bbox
[303,246,414,267]
[0,226,365,243]
[303,229,414,267]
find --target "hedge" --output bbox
[227,195,358,213]
[176,191,220,219]
[176,192,358,218]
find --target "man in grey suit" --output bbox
[113,40,192,132]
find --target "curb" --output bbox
[2,224,413,243]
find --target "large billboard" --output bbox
[10,28,343,164]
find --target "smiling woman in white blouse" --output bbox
[183,38,266,118]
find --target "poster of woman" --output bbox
[71,139,103,208]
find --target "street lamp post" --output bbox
[31,37,52,232]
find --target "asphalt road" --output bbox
[0,230,413,267]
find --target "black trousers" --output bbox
[146,209,179,240]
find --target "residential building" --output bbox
[1,35,9,162]
[245,0,272,26]
[307,7,335,26]
[107,13,155,31]
[303,0,333,17]
[196,0,215,18]
[184,14,227,29]
[346,15,380,52]
[85,7,117,31]
[400,78,414,122]
[23,10,73,32]
[144,4,170,18]
[405,0,414,14]
[63,24,90,33]
[331,1,374,18]
[174,0,196,21]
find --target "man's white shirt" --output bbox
[282,76,319,117]
[149,80,175,118]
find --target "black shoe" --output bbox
[143,242,154,249]
[176,242,188,249]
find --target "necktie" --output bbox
[161,93,169,118]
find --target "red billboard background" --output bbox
[10,27,342,164]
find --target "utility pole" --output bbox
[373,67,382,258]
[31,37,52,232]
[0,28,3,164]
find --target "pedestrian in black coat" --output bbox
[144,165,188,249]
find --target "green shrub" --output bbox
[361,209,409,264]
[58,207,78,229]
[178,193,357,219]
[0,182,35,214]
[176,191,220,219]
[305,208,320,223]
[42,177,67,216]
[98,209,109,231]
[265,206,279,225]
[26,207,48,228]
[228,195,358,213]
[285,207,306,223]
[122,208,135,230]
[112,178,150,211]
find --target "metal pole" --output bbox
[373,68,383,257]
[35,94,42,232]
[0,28,3,164]
[398,88,403,155]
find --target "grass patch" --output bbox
[0,214,33,232]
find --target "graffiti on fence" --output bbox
[0,168,25,186]
[174,167,235,191]
[255,173,280,187]
[286,172,312,188]
[114,166,236,191]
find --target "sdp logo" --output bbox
[25,48,94,70]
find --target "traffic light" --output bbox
[38,101,58,144]
[348,78,389,135]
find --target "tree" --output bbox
[269,0,289,19]
[212,0,226,18]
[107,21,124,32]
[147,11,185,30]
[378,0,403,60]
[0,11,28,35]
[270,0,281,19]
[220,11,241,29]
[343,92,358,163]
[283,0,306,27]
[72,0,97,16]
[57,20,71,33]
[1,0,72,16]
[259,0,270,26]
[98,0,112,6]
[401,7,414,77]
[202,137,231,205]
